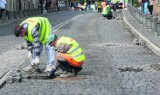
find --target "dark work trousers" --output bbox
[58,60,82,74]
[58,60,73,72]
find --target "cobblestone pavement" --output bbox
[1,11,160,95]
[0,11,83,81]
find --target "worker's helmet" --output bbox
[14,26,24,37]
[47,34,57,44]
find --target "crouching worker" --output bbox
[102,3,113,19]
[47,35,86,78]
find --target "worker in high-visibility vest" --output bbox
[47,34,86,78]
[102,3,113,19]
[14,17,55,73]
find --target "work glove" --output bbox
[48,69,55,78]
[28,51,32,61]
[35,56,40,65]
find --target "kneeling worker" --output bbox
[102,3,113,19]
[47,35,86,78]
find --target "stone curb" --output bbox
[0,58,28,88]
[123,11,160,56]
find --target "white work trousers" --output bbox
[30,43,55,66]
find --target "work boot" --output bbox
[74,67,83,75]
[59,72,75,78]
[23,64,40,72]
[44,65,55,72]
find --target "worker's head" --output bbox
[14,26,26,37]
[47,34,58,47]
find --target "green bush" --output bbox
[132,0,140,7]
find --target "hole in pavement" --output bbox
[20,70,87,81]
[150,64,160,71]
[118,67,143,72]
[52,76,86,82]
[105,43,116,46]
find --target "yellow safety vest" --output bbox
[56,36,86,62]
[111,0,118,4]
[102,5,110,15]
[20,17,51,44]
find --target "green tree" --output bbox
[132,0,140,7]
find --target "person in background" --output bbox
[111,0,118,13]
[142,0,149,14]
[0,0,6,18]
[148,0,153,15]
[85,0,91,11]
[102,3,113,20]
[14,17,55,73]
[47,35,86,78]
[97,2,102,12]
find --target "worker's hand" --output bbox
[28,51,32,61]
[35,56,40,65]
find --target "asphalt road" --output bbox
[1,11,160,95]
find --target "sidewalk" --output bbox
[123,10,160,56]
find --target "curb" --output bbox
[0,58,28,88]
[123,11,160,56]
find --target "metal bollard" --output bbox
[1,12,6,23]
[142,14,147,27]
[19,11,23,18]
[146,15,152,29]
[157,20,160,36]
[0,19,2,24]
[139,11,143,24]
[136,10,140,22]
[151,16,158,34]
[135,10,139,21]
[8,11,13,20]
[28,10,31,16]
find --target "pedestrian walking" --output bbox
[14,17,55,73]
[148,0,153,15]
[142,0,149,14]
[47,35,86,78]
[85,0,91,11]
[0,0,6,18]
[111,0,118,12]
[102,3,113,19]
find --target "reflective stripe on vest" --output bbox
[67,45,80,54]
[56,37,86,62]
[102,5,110,15]
[21,17,50,44]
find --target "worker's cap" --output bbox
[47,34,57,44]
[14,26,24,37]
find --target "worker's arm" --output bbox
[31,24,41,57]
[56,44,71,53]
[26,40,33,52]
